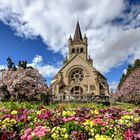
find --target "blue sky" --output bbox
[0,0,140,91]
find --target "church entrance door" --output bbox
[70,86,83,100]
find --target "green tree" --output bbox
[134,59,140,68]
[13,65,17,71]
[18,60,27,69]
[7,57,14,70]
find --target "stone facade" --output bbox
[51,22,110,102]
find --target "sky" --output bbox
[0,0,140,92]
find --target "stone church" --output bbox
[51,22,110,102]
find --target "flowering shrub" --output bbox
[114,69,140,104]
[0,103,140,139]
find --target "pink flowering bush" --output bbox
[114,69,140,104]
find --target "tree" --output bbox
[134,59,140,69]
[118,59,140,89]
[115,69,140,104]
[7,57,14,70]
[13,65,17,71]
[18,60,27,69]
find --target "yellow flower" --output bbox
[51,132,59,139]
[134,117,140,123]
[2,118,10,124]
[121,115,133,120]
[61,128,67,133]
[10,119,16,124]
[62,110,75,117]
[83,120,94,127]
[95,134,111,140]
[94,110,99,115]
[11,110,18,115]
[118,119,123,124]
[34,117,37,122]
[90,110,94,114]
[64,134,69,139]
[36,111,41,115]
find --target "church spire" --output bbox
[73,21,83,41]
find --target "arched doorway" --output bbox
[71,86,83,95]
[70,86,83,100]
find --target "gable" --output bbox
[59,55,96,78]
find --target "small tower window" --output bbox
[80,48,83,53]
[76,48,79,53]
[71,48,75,53]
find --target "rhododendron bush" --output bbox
[114,69,140,104]
[0,103,140,140]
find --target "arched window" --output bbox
[76,48,79,53]
[80,48,83,53]
[71,48,75,53]
[100,84,105,95]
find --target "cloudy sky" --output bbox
[0,0,140,92]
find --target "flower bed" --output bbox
[0,102,140,140]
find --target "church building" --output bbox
[51,22,110,102]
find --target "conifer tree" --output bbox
[18,60,27,69]
[7,57,14,70]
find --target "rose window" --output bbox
[70,69,84,83]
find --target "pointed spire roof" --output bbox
[73,21,83,41]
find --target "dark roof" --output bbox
[73,21,83,41]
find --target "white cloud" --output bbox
[32,55,43,64]
[109,81,118,93]
[0,65,7,80]
[0,0,140,73]
[28,55,60,78]
[36,65,59,78]
[0,65,7,70]
[123,69,127,75]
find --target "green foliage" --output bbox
[111,102,136,109]
[62,122,83,134]
[7,57,16,70]
[6,58,28,70]
[0,84,11,100]
[0,102,138,111]
[118,59,140,89]
[134,59,140,68]
[13,65,17,71]
[18,60,27,69]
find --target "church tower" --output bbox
[64,21,93,65]
[51,21,110,103]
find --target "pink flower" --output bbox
[102,122,107,126]
[70,116,76,120]
[74,121,79,124]
[21,134,27,140]
[35,131,45,137]
[62,118,68,122]
[124,129,133,140]
[27,135,32,140]
[25,128,32,135]
[93,118,102,124]
[35,126,42,130]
